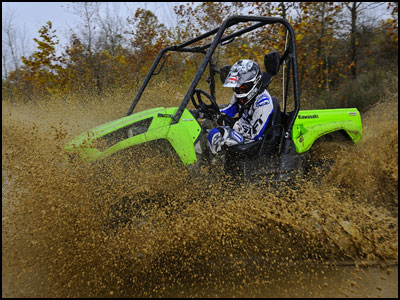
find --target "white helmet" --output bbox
[223,59,262,107]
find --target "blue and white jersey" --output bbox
[221,89,274,142]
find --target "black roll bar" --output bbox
[126,15,300,137]
[126,46,174,116]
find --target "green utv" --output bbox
[65,16,362,183]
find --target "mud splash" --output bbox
[2,92,398,297]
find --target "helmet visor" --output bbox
[233,82,254,95]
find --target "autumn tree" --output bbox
[385,2,398,47]
[63,2,108,94]
[20,21,63,96]
[59,34,87,92]
[172,2,247,81]
[125,8,169,85]
[248,2,297,61]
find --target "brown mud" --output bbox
[2,92,398,297]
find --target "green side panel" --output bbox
[65,107,201,165]
[292,108,363,153]
[166,108,202,165]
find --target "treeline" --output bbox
[2,2,398,109]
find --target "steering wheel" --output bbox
[190,88,220,120]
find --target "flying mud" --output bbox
[2,92,398,297]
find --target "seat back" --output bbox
[259,51,281,91]
[264,51,281,76]
[267,97,282,131]
[260,72,272,90]
[258,96,283,154]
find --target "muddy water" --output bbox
[2,93,398,298]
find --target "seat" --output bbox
[227,96,282,156]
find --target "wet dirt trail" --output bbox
[2,94,398,298]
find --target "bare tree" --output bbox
[96,2,125,54]
[64,2,100,55]
[344,2,386,79]
[2,7,32,80]
[2,7,20,76]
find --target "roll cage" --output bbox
[126,15,300,140]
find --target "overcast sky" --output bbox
[2,2,179,53]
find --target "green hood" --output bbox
[65,107,202,165]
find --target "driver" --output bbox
[207,59,274,155]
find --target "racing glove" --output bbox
[217,114,236,127]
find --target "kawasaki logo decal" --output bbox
[298,114,319,119]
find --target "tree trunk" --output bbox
[350,2,358,79]
[317,2,326,88]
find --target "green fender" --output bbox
[64,107,202,165]
[292,108,363,153]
